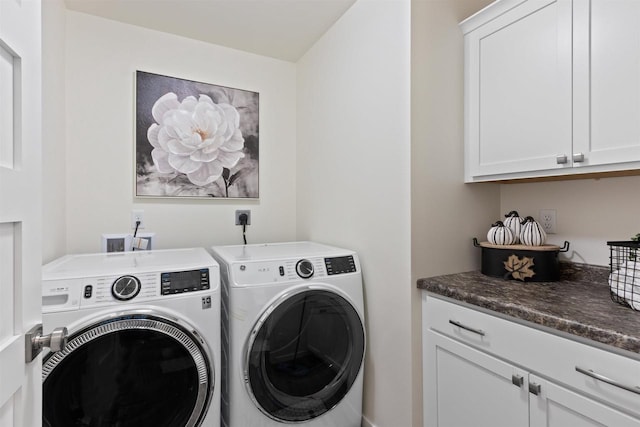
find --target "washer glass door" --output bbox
[42,314,211,427]
[246,288,365,422]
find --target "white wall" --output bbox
[411,0,498,424]
[501,175,640,266]
[42,0,67,263]
[65,11,298,253]
[296,0,412,425]
[411,0,498,281]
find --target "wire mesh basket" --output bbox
[608,241,640,311]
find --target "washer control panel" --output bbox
[42,268,212,312]
[161,269,210,295]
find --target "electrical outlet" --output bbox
[539,209,557,234]
[235,210,251,225]
[131,210,145,229]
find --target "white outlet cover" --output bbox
[539,209,557,234]
[131,209,145,229]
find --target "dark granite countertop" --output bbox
[417,263,640,356]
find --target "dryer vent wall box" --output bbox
[41,248,222,427]
[101,233,155,252]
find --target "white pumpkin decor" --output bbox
[503,210,522,244]
[520,216,547,246]
[487,221,515,245]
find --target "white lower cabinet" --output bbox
[530,374,640,427]
[425,330,528,427]
[423,295,640,427]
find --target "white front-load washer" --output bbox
[211,241,365,427]
[41,248,220,427]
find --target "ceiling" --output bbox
[64,0,357,62]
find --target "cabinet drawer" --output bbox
[423,294,640,418]
[424,294,525,358]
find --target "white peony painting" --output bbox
[135,71,259,198]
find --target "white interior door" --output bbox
[0,1,43,427]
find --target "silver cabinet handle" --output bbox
[575,366,640,395]
[512,374,524,388]
[529,382,542,395]
[556,154,568,164]
[573,153,585,163]
[25,324,68,363]
[449,319,485,337]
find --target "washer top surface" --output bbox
[43,247,217,280]
[211,241,353,263]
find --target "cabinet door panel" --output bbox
[465,0,572,180]
[573,0,640,167]
[529,375,640,427]
[424,330,529,427]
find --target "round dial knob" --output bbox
[112,275,141,301]
[295,259,314,279]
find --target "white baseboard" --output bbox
[362,415,376,427]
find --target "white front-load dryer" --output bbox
[41,248,220,427]
[211,241,365,427]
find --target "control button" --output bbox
[296,259,314,279]
[83,285,93,299]
[111,275,141,301]
[279,266,285,276]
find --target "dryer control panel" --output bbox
[324,256,357,275]
[231,256,358,286]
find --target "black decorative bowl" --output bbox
[473,238,570,282]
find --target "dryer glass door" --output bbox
[246,289,365,422]
[42,314,211,427]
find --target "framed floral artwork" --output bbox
[135,71,259,198]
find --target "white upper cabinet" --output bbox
[575,0,640,168]
[463,0,572,181]
[463,0,640,182]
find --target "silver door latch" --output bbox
[25,324,68,363]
